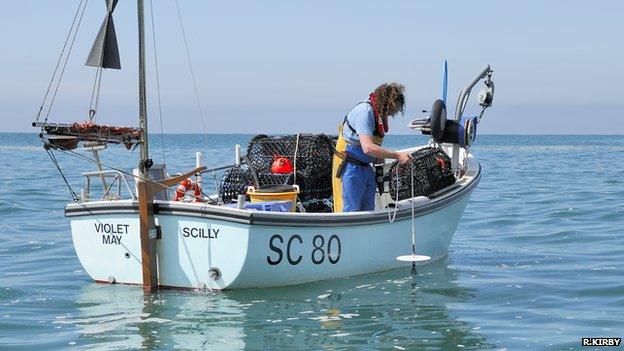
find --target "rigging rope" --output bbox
[88,0,116,122]
[36,0,85,122]
[88,67,103,120]
[37,0,89,124]
[174,0,210,146]
[45,148,80,201]
[148,0,166,164]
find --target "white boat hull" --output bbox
[68,156,480,290]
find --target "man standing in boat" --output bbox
[332,82,413,212]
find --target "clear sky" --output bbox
[0,0,622,134]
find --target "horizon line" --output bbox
[2,131,624,136]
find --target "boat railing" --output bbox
[80,170,137,202]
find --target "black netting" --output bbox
[388,147,456,201]
[219,134,335,209]
[302,199,333,213]
[246,134,335,202]
[218,165,253,204]
[255,171,292,189]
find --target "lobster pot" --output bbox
[388,147,456,201]
[256,172,291,189]
[257,170,332,201]
[246,134,335,202]
[286,167,333,202]
[219,165,253,204]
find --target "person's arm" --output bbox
[359,134,412,164]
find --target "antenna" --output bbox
[441,59,448,104]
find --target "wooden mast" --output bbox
[136,0,158,293]
[136,0,208,293]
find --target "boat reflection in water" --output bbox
[61,259,493,350]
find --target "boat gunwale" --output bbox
[65,158,480,226]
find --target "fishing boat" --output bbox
[33,1,495,291]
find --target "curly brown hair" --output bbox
[373,82,405,119]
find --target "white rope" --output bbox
[292,133,306,210]
[387,165,400,223]
[410,162,416,256]
[293,133,300,184]
[409,162,420,274]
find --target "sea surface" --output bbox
[0,133,622,350]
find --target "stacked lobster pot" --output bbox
[219,134,335,212]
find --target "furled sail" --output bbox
[86,0,121,69]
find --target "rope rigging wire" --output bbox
[37,1,212,203]
[148,0,166,164]
[36,0,90,124]
[174,0,210,147]
[88,66,103,120]
[45,148,80,201]
[88,0,118,121]
[36,0,85,122]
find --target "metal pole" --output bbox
[138,0,149,172]
[451,65,491,174]
[137,0,158,293]
[92,150,108,192]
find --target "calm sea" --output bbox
[0,133,622,350]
